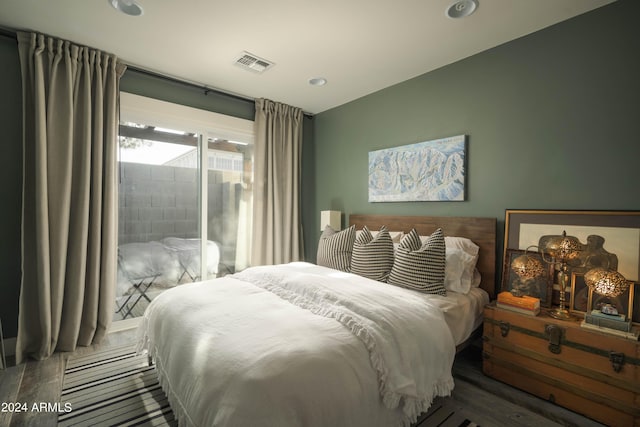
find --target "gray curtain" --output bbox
[16,32,125,364]
[251,98,304,265]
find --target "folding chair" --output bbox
[115,243,165,319]
[162,237,220,282]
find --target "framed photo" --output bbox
[501,248,553,307]
[569,272,590,317]
[632,282,640,325]
[503,210,640,283]
[587,285,634,321]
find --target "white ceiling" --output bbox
[0,0,616,114]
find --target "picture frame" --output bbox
[368,135,467,202]
[503,209,640,313]
[569,272,590,317]
[587,285,634,321]
[632,282,640,325]
[501,248,553,307]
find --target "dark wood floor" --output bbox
[1,323,605,427]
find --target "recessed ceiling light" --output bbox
[309,77,327,87]
[446,0,478,19]
[109,0,144,16]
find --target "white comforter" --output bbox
[137,262,456,427]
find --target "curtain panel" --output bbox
[16,32,126,363]
[251,98,304,265]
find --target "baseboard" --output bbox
[1,318,139,361]
[110,317,142,333]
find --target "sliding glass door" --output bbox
[114,93,254,321]
[115,125,203,320]
[203,136,252,276]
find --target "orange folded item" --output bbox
[497,291,540,310]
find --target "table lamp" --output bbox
[584,267,630,299]
[540,231,582,320]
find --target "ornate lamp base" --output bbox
[550,267,574,321]
[549,307,573,320]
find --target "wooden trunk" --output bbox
[483,303,640,427]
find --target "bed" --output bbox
[349,214,497,351]
[137,215,496,427]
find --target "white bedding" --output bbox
[137,262,479,427]
[427,287,490,346]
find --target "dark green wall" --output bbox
[120,70,255,121]
[0,35,22,340]
[306,0,640,275]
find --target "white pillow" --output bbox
[445,247,475,293]
[421,235,480,292]
[388,231,404,243]
[445,236,480,290]
[356,229,403,243]
[472,268,482,288]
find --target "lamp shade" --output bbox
[511,253,545,280]
[584,267,629,298]
[320,210,341,231]
[541,231,582,262]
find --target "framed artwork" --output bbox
[587,285,634,321]
[501,248,553,307]
[569,272,590,317]
[368,134,466,202]
[504,210,640,312]
[503,210,640,282]
[632,282,640,325]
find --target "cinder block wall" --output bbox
[119,162,199,244]
[118,162,242,273]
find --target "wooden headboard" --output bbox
[348,214,497,299]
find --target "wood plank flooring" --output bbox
[1,324,605,427]
[1,327,138,427]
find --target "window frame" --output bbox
[119,92,254,279]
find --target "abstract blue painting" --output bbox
[368,135,466,202]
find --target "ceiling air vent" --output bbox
[234,51,274,73]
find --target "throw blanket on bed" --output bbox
[138,262,456,427]
[232,263,456,415]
